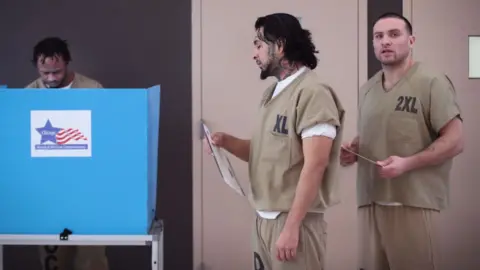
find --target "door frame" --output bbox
[191,0,203,269]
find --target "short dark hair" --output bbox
[374,12,413,34]
[32,37,72,66]
[254,13,319,69]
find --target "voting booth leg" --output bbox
[152,231,163,270]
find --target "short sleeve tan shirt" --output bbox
[248,69,346,212]
[357,62,461,210]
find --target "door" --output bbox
[409,0,480,269]
[193,0,366,269]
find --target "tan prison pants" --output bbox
[39,245,109,270]
[252,212,327,270]
[358,203,440,270]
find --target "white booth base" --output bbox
[0,220,163,270]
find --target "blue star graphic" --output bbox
[36,119,62,144]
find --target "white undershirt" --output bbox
[61,82,73,89]
[45,81,73,89]
[256,67,337,219]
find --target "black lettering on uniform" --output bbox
[44,254,58,270]
[402,96,418,113]
[254,252,265,270]
[273,114,288,134]
[44,245,59,270]
[274,115,282,133]
[280,115,288,134]
[394,96,418,114]
[45,245,58,253]
[395,96,404,111]
[409,96,418,113]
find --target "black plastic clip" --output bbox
[59,228,73,241]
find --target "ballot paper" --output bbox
[202,122,246,196]
[341,146,380,166]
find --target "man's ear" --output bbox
[409,35,416,47]
[276,38,286,54]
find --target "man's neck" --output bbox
[58,71,75,88]
[382,58,414,89]
[274,61,303,81]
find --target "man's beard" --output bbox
[44,77,66,88]
[45,82,61,88]
[260,69,270,80]
[381,58,401,66]
[259,60,280,80]
[380,52,408,67]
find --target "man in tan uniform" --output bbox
[340,13,464,270]
[26,37,109,270]
[208,13,345,270]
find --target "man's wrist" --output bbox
[223,134,233,150]
[405,155,420,172]
[284,214,302,231]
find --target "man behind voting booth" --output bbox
[25,37,109,270]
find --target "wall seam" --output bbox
[199,0,205,267]
[357,0,360,107]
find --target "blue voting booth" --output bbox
[0,86,160,236]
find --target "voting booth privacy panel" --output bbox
[0,86,160,236]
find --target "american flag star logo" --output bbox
[55,128,88,145]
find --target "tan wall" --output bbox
[192,0,480,269]
[193,1,364,269]
[408,0,480,269]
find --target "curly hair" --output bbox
[32,37,72,66]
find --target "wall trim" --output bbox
[367,0,403,79]
[403,0,414,58]
[191,0,203,269]
[358,0,368,97]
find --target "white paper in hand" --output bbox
[202,122,246,196]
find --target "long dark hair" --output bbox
[255,13,319,69]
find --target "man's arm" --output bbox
[222,134,251,162]
[406,74,463,170]
[283,135,332,230]
[283,84,340,229]
[405,117,463,171]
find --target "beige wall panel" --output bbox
[410,0,480,269]
[194,0,364,269]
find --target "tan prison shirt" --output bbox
[357,62,462,211]
[248,68,345,212]
[26,72,103,89]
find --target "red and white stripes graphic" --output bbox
[55,128,88,145]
